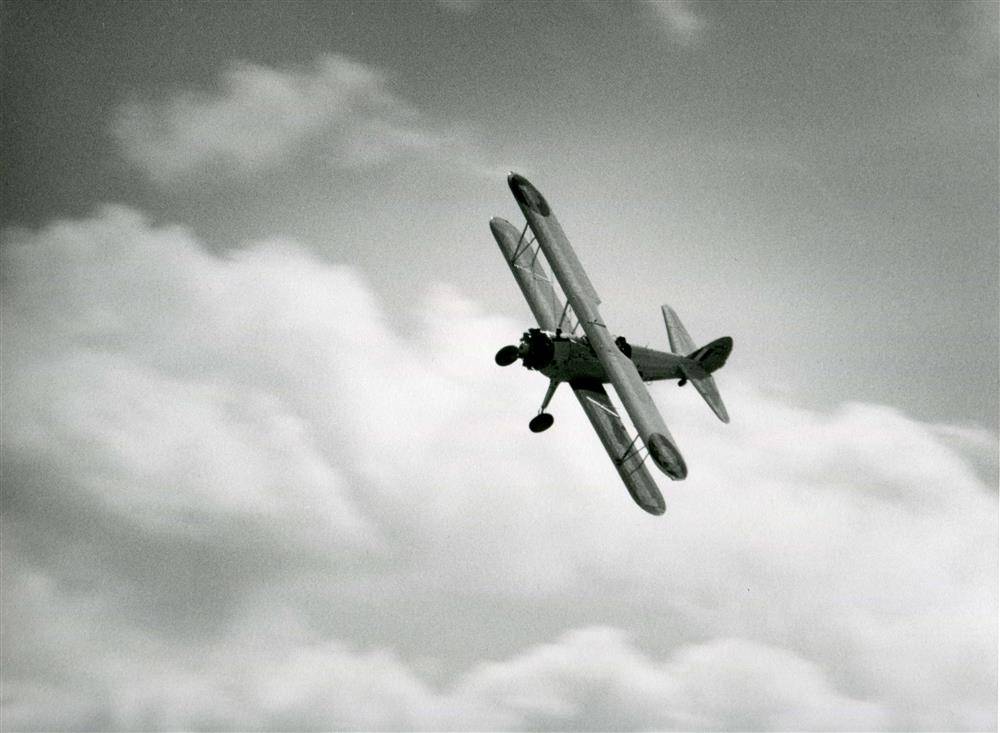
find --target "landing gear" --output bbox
[495,345,520,366]
[529,413,554,432]
[678,378,688,387]
[528,379,560,433]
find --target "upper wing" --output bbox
[572,380,665,515]
[490,217,564,331]
[508,173,687,480]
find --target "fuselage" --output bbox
[516,328,686,384]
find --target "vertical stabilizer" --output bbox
[662,305,697,355]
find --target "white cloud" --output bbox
[1,208,996,730]
[647,0,706,45]
[112,54,484,183]
[452,628,891,730]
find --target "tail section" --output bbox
[662,306,732,423]
[687,336,733,374]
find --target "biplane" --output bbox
[490,173,732,515]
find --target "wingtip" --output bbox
[507,173,551,216]
[647,433,687,480]
[642,499,667,516]
[713,398,731,423]
[507,171,530,194]
[489,216,517,240]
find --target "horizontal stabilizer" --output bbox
[662,305,732,424]
[689,369,729,423]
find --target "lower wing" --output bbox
[571,380,665,515]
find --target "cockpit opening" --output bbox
[615,335,632,358]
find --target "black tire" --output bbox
[529,413,554,433]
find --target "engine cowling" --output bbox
[519,329,555,370]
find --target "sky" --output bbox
[1,1,997,730]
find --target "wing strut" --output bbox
[557,300,578,334]
[617,433,649,473]
[582,394,650,473]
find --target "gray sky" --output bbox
[1,1,997,730]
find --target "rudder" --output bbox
[688,336,733,374]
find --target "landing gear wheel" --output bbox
[495,345,520,366]
[529,412,554,433]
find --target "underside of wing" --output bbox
[490,217,566,331]
[572,380,665,515]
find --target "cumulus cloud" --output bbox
[1,208,996,730]
[647,0,707,45]
[112,54,484,183]
[449,628,890,730]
